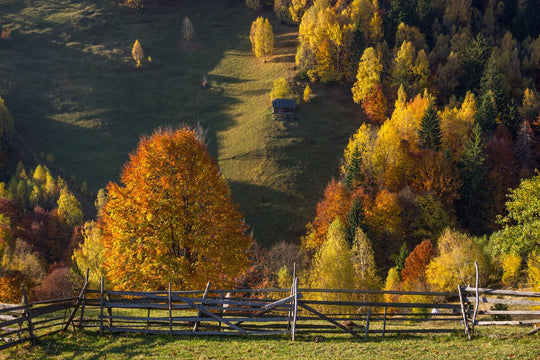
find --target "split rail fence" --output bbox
[2,272,539,350]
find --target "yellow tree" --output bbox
[309,218,356,313]
[249,17,274,62]
[101,128,252,290]
[426,228,489,291]
[351,47,382,104]
[131,39,144,68]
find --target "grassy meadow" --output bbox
[2,329,539,359]
[0,0,363,246]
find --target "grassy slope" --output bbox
[0,0,363,246]
[2,330,539,359]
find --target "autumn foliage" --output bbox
[101,128,252,291]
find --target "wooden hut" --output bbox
[272,98,297,120]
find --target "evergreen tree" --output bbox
[475,90,497,132]
[344,145,362,190]
[418,104,442,150]
[457,123,492,235]
[345,195,364,246]
[461,34,491,92]
[395,242,408,275]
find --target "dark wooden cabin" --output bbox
[272,98,297,120]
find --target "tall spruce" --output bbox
[475,90,497,132]
[345,145,362,190]
[418,104,442,150]
[457,123,492,235]
[346,195,364,246]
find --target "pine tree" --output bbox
[418,104,442,150]
[394,243,408,275]
[345,145,362,190]
[345,194,364,246]
[475,90,497,132]
[457,123,492,235]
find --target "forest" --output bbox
[0,0,540,303]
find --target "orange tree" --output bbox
[101,128,252,290]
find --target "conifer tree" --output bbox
[394,243,408,275]
[457,123,491,235]
[418,103,442,150]
[344,145,362,190]
[475,90,497,132]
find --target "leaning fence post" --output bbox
[78,268,89,331]
[291,277,298,341]
[99,276,104,335]
[64,268,89,332]
[21,285,36,345]
[471,262,480,334]
[193,281,211,332]
[458,285,471,339]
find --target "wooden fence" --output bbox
[2,273,539,350]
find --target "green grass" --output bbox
[0,0,363,246]
[2,328,539,359]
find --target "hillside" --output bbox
[0,0,363,246]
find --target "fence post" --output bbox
[168,283,173,336]
[382,306,387,338]
[458,285,471,339]
[79,268,89,331]
[471,262,480,334]
[218,293,224,332]
[291,277,298,341]
[63,268,89,332]
[21,285,36,345]
[365,308,371,339]
[99,276,104,335]
[193,281,211,332]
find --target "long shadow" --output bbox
[228,181,301,248]
[0,0,251,188]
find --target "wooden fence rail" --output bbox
[2,268,539,350]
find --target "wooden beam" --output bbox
[458,285,471,339]
[182,297,247,334]
[298,302,358,338]
[193,281,211,332]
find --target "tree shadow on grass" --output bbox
[0,0,252,190]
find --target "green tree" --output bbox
[0,96,14,144]
[457,123,491,235]
[461,34,491,91]
[418,104,442,150]
[250,17,274,62]
[475,90,497,132]
[491,173,540,257]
